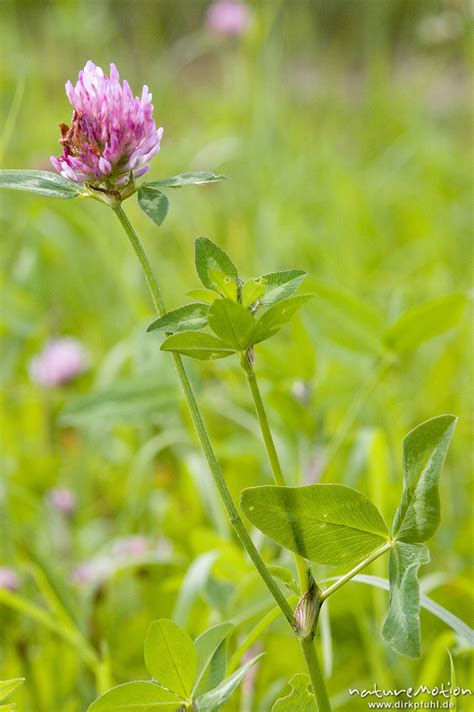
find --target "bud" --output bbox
[293,583,320,639]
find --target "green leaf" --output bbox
[195,654,263,711]
[332,574,474,645]
[147,303,209,334]
[267,566,299,593]
[384,294,467,355]
[88,681,182,712]
[195,237,238,291]
[382,542,430,658]
[144,172,226,188]
[393,415,457,543]
[161,332,236,360]
[258,270,307,308]
[0,169,81,199]
[252,295,314,345]
[307,279,385,354]
[193,622,233,696]
[272,673,317,711]
[240,484,389,566]
[208,298,256,350]
[241,278,267,308]
[186,289,219,304]
[0,679,25,703]
[144,619,197,699]
[209,272,238,300]
[138,186,170,226]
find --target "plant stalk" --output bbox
[113,205,293,623]
[320,539,393,602]
[300,638,331,712]
[242,358,331,710]
[243,363,286,486]
[242,361,309,592]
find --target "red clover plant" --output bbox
[0,61,463,712]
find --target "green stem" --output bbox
[244,363,285,486]
[113,205,167,314]
[300,638,331,712]
[242,358,331,710]
[113,205,293,623]
[320,539,393,602]
[242,361,308,592]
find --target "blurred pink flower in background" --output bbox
[111,536,150,558]
[51,61,163,186]
[29,337,89,387]
[207,0,251,37]
[0,567,19,591]
[72,536,162,588]
[72,558,112,587]
[46,486,77,516]
[241,644,261,698]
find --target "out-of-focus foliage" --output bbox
[0,1,472,710]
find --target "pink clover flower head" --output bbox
[207,0,251,37]
[0,567,19,592]
[29,337,89,388]
[51,61,163,187]
[46,487,77,516]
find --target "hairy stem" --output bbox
[113,205,293,623]
[320,540,393,602]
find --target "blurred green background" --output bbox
[0,1,472,710]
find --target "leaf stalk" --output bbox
[320,539,394,602]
